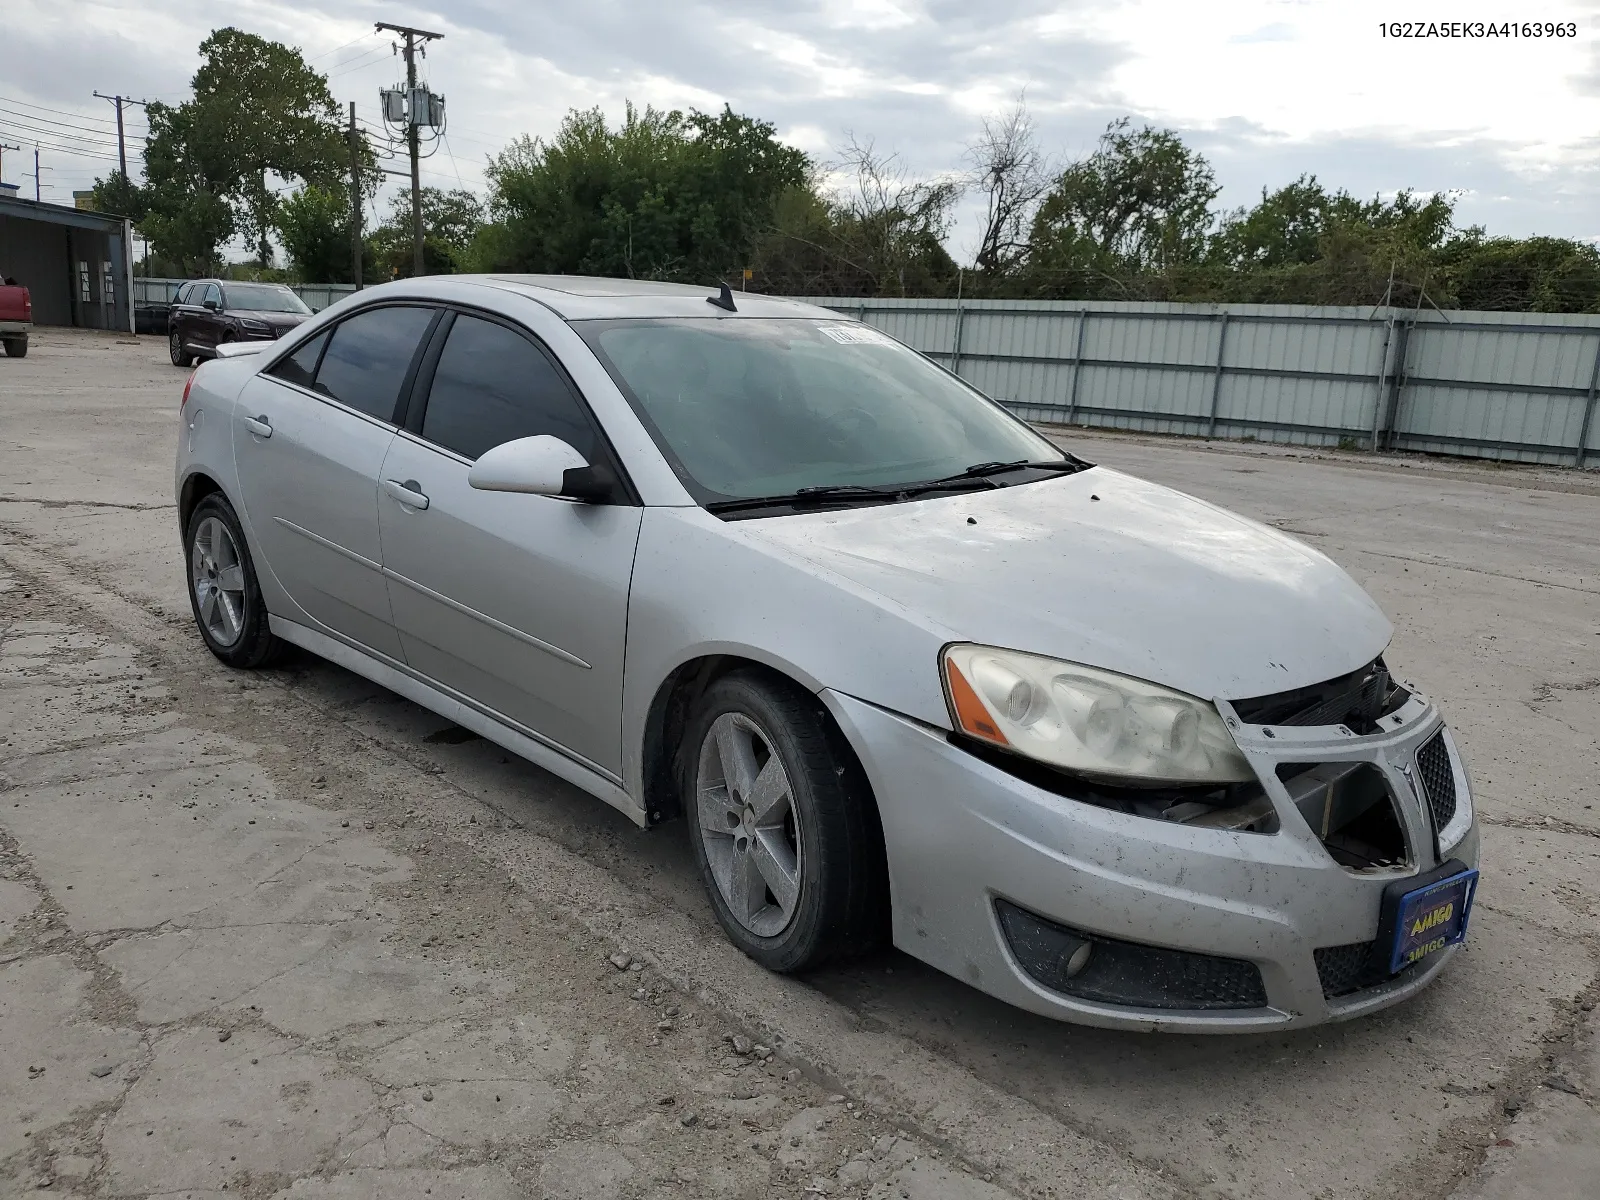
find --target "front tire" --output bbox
[169,330,193,367]
[680,670,888,972]
[184,493,285,668]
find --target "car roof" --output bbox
[446,274,840,321]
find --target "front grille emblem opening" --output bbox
[1277,761,1410,872]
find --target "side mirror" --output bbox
[468,435,618,503]
[202,299,219,311]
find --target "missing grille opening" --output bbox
[1234,659,1409,733]
[957,737,1278,832]
[1277,761,1409,871]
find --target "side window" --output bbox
[201,283,221,308]
[312,306,436,423]
[420,314,597,462]
[264,330,329,390]
[174,283,192,305]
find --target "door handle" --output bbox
[383,478,429,510]
[242,414,272,438]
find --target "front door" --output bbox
[232,303,439,659]
[194,282,224,354]
[376,311,641,777]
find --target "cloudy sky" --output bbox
[3,0,1598,259]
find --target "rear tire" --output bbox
[169,329,192,367]
[2,335,25,358]
[680,669,888,972]
[184,493,285,669]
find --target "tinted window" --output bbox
[265,330,329,390]
[420,314,597,462]
[174,284,193,305]
[201,284,221,307]
[313,306,436,423]
[224,283,310,314]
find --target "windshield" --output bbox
[584,318,1063,501]
[224,284,310,314]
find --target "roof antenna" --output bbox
[706,281,737,312]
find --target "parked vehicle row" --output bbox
[0,275,31,357]
[168,279,310,366]
[172,275,1478,1032]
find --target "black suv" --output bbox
[168,280,312,367]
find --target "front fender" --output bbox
[621,506,953,803]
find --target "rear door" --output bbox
[376,310,642,777]
[233,303,440,659]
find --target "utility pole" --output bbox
[92,93,149,181]
[27,146,50,201]
[375,22,443,277]
[0,144,19,190]
[348,102,364,291]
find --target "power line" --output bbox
[0,118,127,155]
[0,93,125,126]
[0,129,123,163]
[308,31,378,63]
[328,46,396,80]
[0,106,146,142]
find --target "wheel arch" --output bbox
[637,651,883,845]
[178,470,224,533]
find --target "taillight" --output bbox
[21,295,30,319]
[181,370,197,410]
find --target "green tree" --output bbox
[88,172,149,223]
[368,187,484,279]
[277,184,355,283]
[1438,235,1600,313]
[1028,119,1220,290]
[133,99,237,275]
[186,28,347,266]
[480,103,810,284]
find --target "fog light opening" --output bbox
[1062,941,1093,980]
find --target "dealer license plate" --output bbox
[1389,868,1478,974]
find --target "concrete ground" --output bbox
[0,325,1595,1200]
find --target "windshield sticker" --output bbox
[817,323,895,347]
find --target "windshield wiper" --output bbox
[898,458,1086,497]
[705,483,901,515]
[704,459,1091,516]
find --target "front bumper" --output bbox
[823,686,1478,1033]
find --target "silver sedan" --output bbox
[173,276,1479,1032]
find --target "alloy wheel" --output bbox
[190,515,247,648]
[694,712,803,938]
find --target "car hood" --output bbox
[737,466,1391,703]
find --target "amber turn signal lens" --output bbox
[946,660,1009,746]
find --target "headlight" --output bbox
[942,644,1254,786]
[239,318,271,333]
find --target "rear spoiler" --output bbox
[214,341,270,359]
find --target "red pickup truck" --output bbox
[0,278,30,358]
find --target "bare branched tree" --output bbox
[968,101,1050,275]
[829,135,962,295]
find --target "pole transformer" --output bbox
[375,22,443,278]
